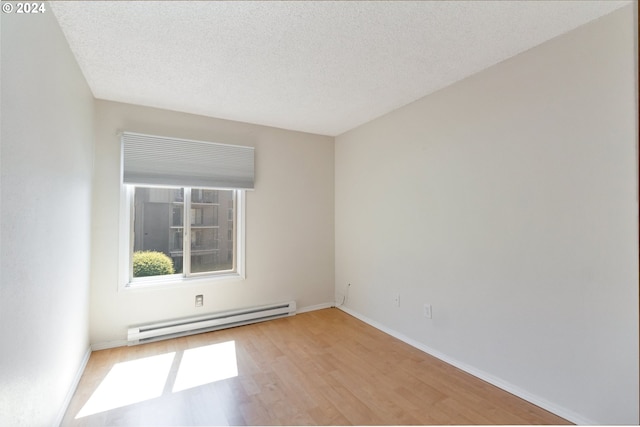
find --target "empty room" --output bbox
[1,1,638,426]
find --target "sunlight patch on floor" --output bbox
[173,340,238,392]
[76,352,175,418]
[75,341,240,418]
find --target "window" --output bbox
[123,186,245,285]
[132,186,236,277]
[119,132,253,288]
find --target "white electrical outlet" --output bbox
[195,294,204,307]
[423,304,432,319]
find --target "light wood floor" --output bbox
[62,308,570,426]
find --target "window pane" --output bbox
[133,187,182,276]
[190,189,234,273]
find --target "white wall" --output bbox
[90,100,334,345]
[335,5,638,425]
[0,7,94,427]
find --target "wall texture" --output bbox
[0,8,94,427]
[335,5,638,425]
[90,100,335,346]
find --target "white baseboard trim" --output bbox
[337,305,596,426]
[297,301,334,313]
[54,346,91,427]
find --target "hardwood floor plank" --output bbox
[62,308,571,426]
[315,374,379,425]
[213,379,248,425]
[239,395,273,426]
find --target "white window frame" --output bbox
[118,185,246,291]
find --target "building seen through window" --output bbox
[132,187,235,277]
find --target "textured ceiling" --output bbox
[51,1,630,136]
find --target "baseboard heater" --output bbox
[127,300,296,345]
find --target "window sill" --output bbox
[121,271,245,292]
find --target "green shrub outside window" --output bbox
[132,251,175,277]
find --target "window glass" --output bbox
[131,187,235,280]
[191,189,235,274]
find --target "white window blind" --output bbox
[121,132,254,189]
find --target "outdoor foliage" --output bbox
[133,251,175,277]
